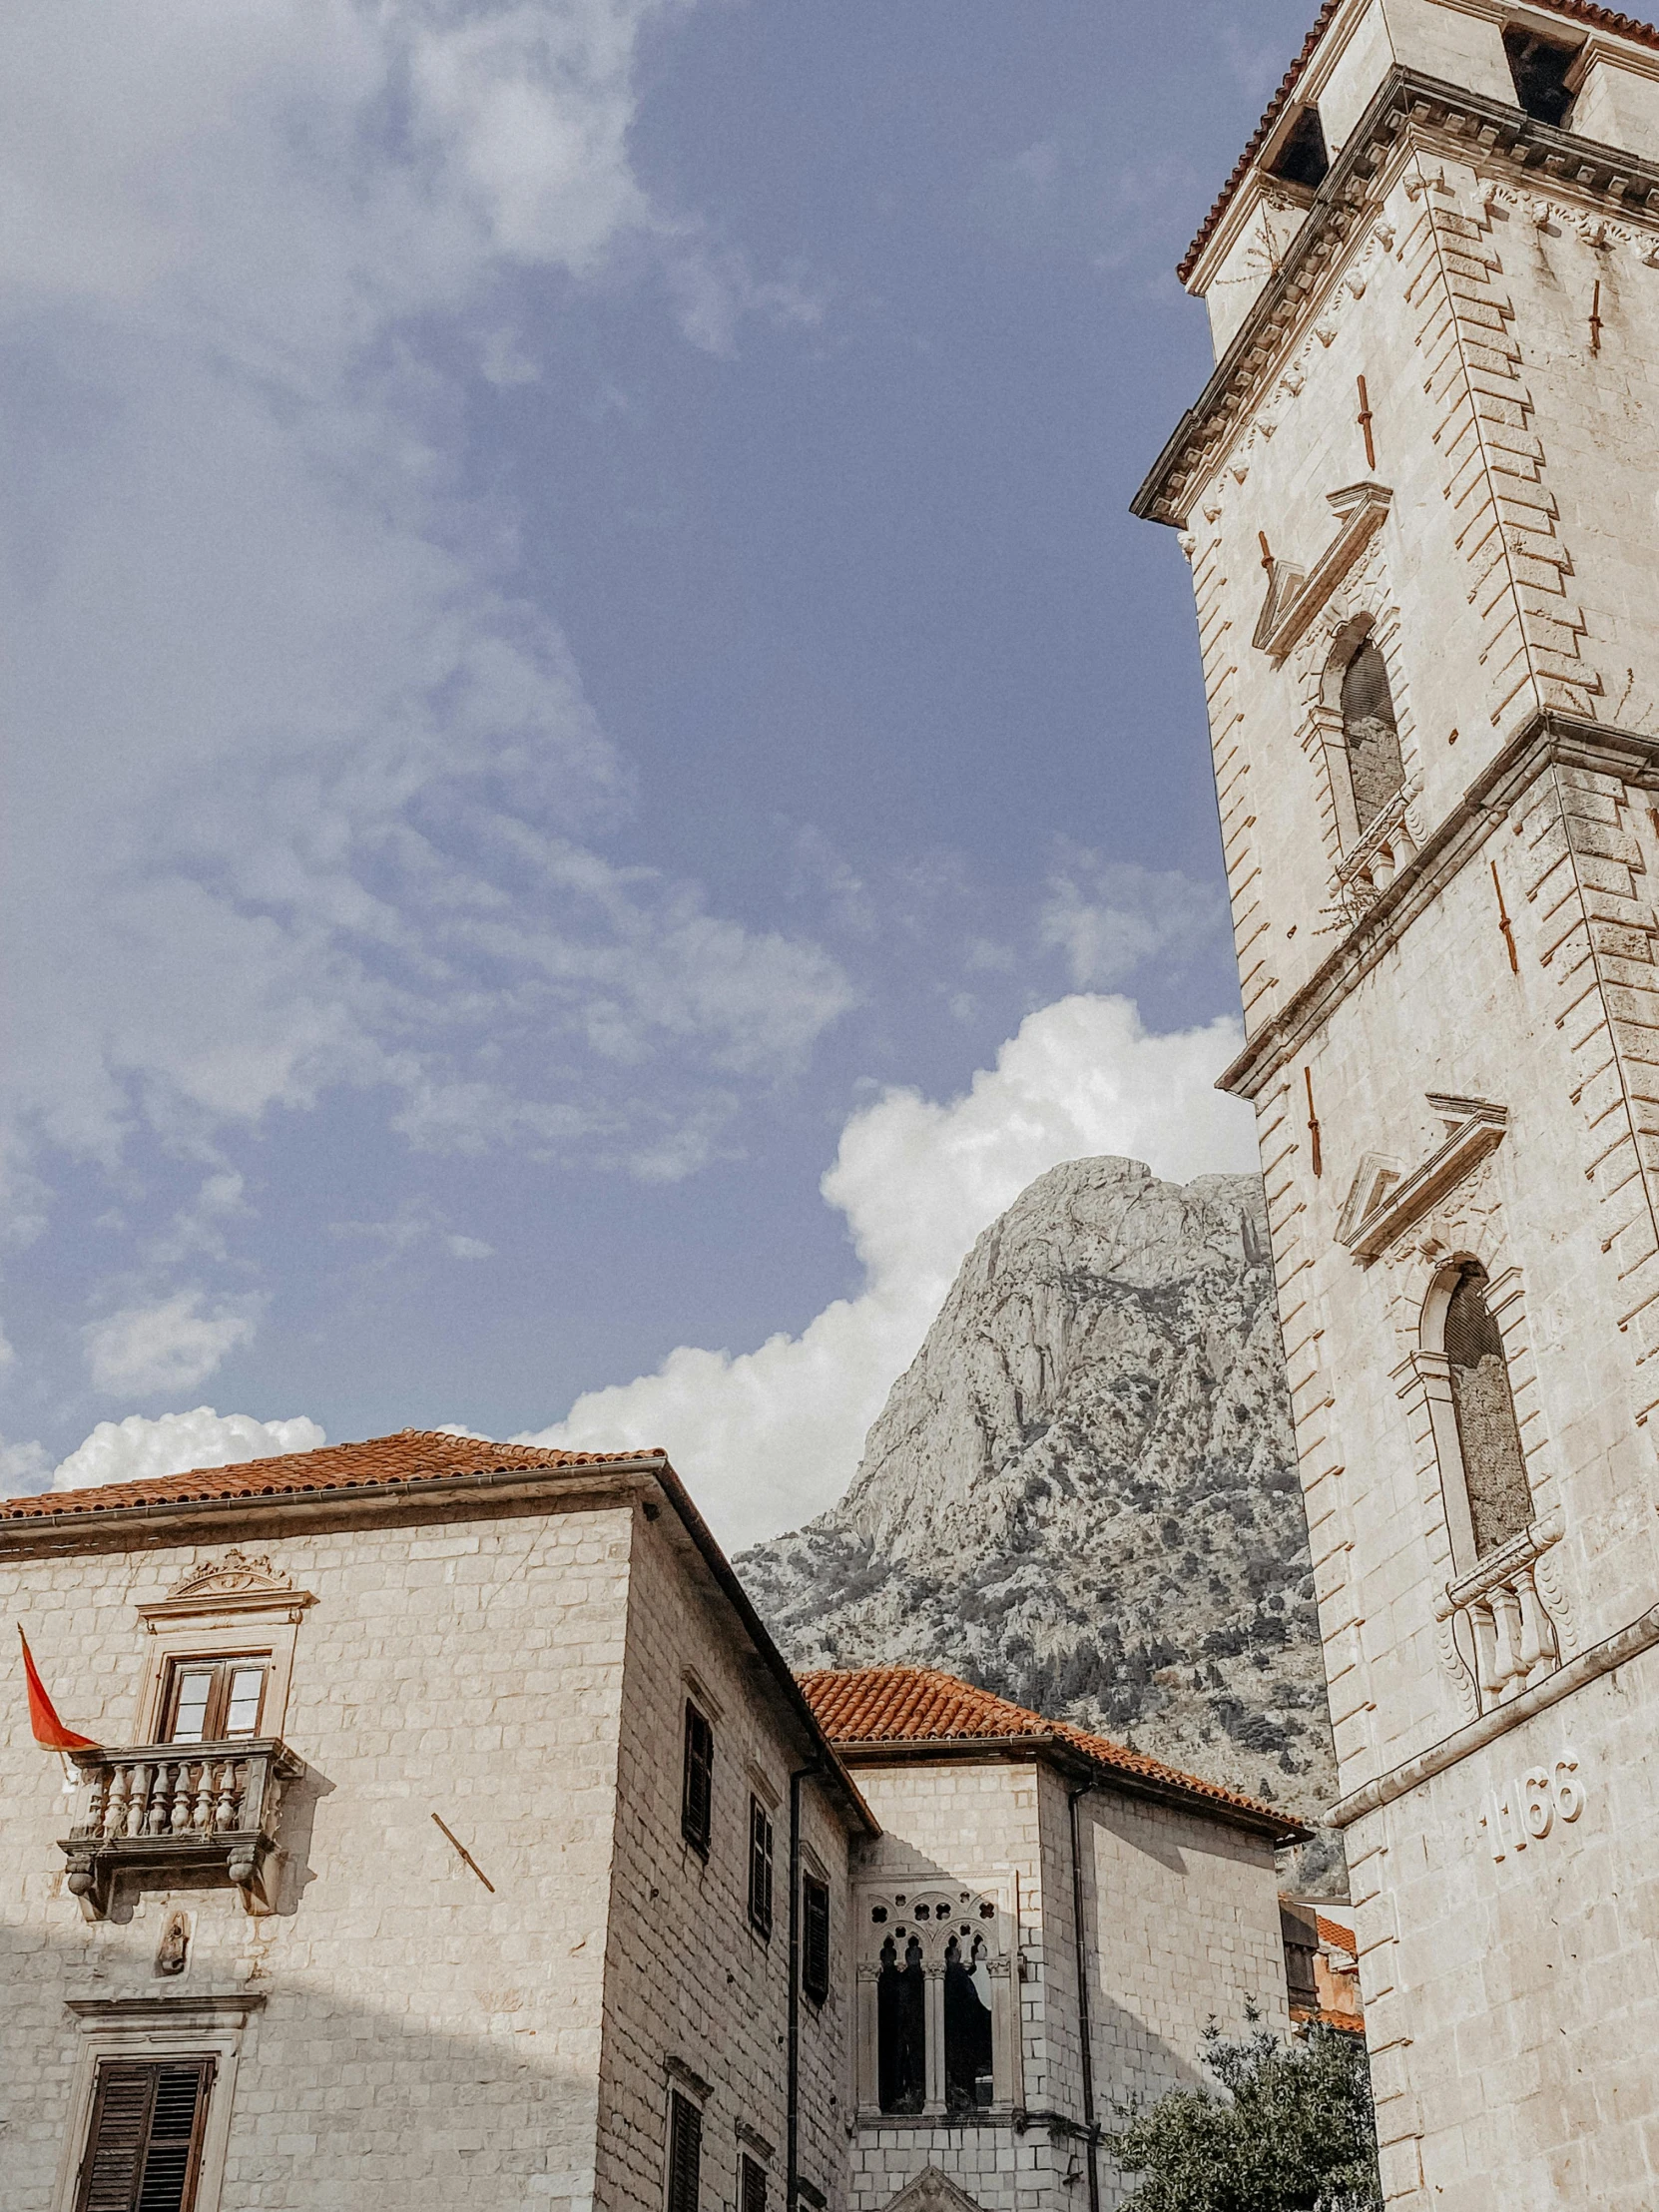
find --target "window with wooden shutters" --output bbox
[748,1797,774,1939]
[666,2090,702,2212]
[681,1703,713,1856]
[739,2153,768,2212]
[75,2057,214,2212]
[802,1874,830,2005]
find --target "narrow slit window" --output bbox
[1503,27,1579,127]
[1268,105,1329,189]
[162,1657,269,1745]
[681,1703,714,1856]
[74,2056,214,2212]
[1444,1263,1534,1556]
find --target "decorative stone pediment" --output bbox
[1255,482,1392,663]
[1342,1099,1508,1264]
[883,2169,986,2212]
[139,1550,315,1624]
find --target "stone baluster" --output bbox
[214,1761,242,1834]
[85,1765,111,1841]
[1469,1598,1501,1702]
[1489,1582,1525,1697]
[190,1762,216,1835]
[1515,1566,1557,1681]
[126,1763,154,1838]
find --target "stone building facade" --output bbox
[1136,2,1659,2203]
[0,1433,1300,2212]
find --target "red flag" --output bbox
[18,1628,97,1752]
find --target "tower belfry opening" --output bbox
[1502,26,1580,127]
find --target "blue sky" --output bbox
[0,0,1317,1541]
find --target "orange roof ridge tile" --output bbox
[1177,0,1659,284]
[796,1663,1305,1834]
[0,1427,663,1522]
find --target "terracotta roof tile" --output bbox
[1178,0,1659,283]
[0,1428,658,1522]
[1317,1912,1358,1954]
[797,1664,1304,1835]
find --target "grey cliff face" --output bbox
[740,1155,1336,1825]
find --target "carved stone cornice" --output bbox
[138,1548,315,1624]
[1219,710,1659,1100]
[1134,67,1659,530]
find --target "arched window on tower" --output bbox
[876,1935,925,2114]
[1341,638,1405,834]
[1443,1262,1533,1557]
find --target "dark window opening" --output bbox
[75,2056,214,2212]
[1444,1263,1533,1556]
[162,1657,269,1745]
[943,1936,995,2114]
[1503,27,1579,127]
[877,1934,926,2113]
[748,1797,775,1940]
[739,2155,768,2212]
[681,1703,713,1856]
[1269,106,1330,189]
[802,1874,830,2005]
[1341,638,1405,834]
[667,2092,703,2212]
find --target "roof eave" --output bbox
[830,1731,1311,1845]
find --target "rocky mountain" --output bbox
[739,1156,1338,1850]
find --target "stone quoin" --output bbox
[1136,1,1659,2204]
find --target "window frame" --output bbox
[51,1997,260,2212]
[665,2089,703,2212]
[74,2055,214,2212]
[739,2152,768,2212]
[681,1702,714,1858]
[747,1796,775,1941]
[801,1872,830,2006]
[159,1656,271,1746]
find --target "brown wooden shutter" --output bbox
[740,2153,768,2212]
[802,1875,830,2005]
[666,2091,702,2212]
[748,1797,774,1939]
[681,1704,713,1855]
[76,2058,214,2212]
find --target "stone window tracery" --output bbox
[856,1884,1018,2121]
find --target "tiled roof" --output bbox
[797,1665,1306,1836]
[1177,0,1659,282]
[1317,1912,1358,1954]
[0,1429,658,1522]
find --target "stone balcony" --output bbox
[1436,1518,1564,1714]
[59,1738,301,1919]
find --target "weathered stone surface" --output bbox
[742,1157,1336,1824]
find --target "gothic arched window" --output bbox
[876,1935,925,2114]
[1443,1263,1533,1557]
[1341,638,1405,834]
[943,1934,994,2113]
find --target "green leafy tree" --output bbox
[1106,2012,1382,2212]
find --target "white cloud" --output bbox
[0,0,848,1215]
[83,1293,260,1397]
[1039,851,1226,989]
[46,1407,326,1494]
[0,1434,51,1494]
[524,994,1257,1548]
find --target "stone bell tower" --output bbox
[1135,3,1659,2205]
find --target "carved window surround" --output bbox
[50,1994,264,2212]
[1342,1101,1508,1263]
[854,1878,1022,2123]
[1254,482,1392,663]
[135,1550,314,1746]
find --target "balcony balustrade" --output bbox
[59,1738,300,1918]
[1437,1521,1563,1712]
